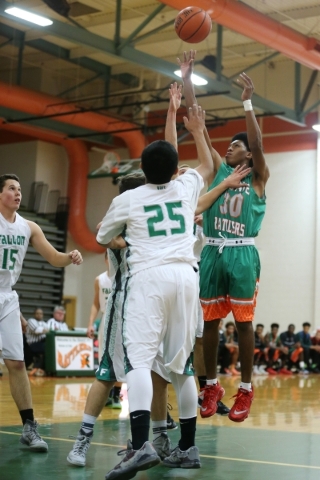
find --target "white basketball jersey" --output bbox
[97,170,203,275]
[193,225,206,263]
[0,212,31,287]
[98,271,112,313]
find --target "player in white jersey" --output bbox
[86,251,112,359]
[86,251,123,408]
[67,172,176,467]
[97,99,214,478]
[0,173,82,452]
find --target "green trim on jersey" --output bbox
[203,162,266,239]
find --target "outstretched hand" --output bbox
[177,50,196,80]
[69,250,83,265]
[183,104,205,134]
[237,72,254,101]
[168,82,182,112]
[224,165,251,189]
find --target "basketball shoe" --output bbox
[20,420,48,452]
[198,390,230,415]
[199,383,225,418]
[228,386,254,423]
[163,445,201,469]
[153,433,172,459]
[105,440,160,480]
[67,430,92,466]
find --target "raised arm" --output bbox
[178,50,222,176]
[165,82,182,152]
[237,73,270,192]
[196,165,251,215]
[183,104,213,184]
[28,221,82,267]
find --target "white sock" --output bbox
[206,378,218,386]
[152,420,167,440]
[299,361,305,370]
[81,413,97,436]
[240,382,252,392]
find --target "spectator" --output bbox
[253,324,267,375]
[264,323,281,374]
[26,308,49,376]
[279,324,302,374]
[47,306,69,331]
[310,328,320,372]
[298,322,320,373]
[220,322,240,376]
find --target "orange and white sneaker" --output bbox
[228,387,254,423]
[200,383,225,418]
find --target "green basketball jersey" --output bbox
[203,163,266,238]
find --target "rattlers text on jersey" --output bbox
[200,162,266,322]
[0,212,31,288]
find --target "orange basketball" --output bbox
[174,6,212,44]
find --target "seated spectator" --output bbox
[298,323,320,373]
[279,324,303,374]
[47,306,69,331]
[219,321,239,376]
[26,308,49,376]
[264,323,281,374]
[310,328,320,372]
[253,324,268,375]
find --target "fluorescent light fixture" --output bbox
[312,124,320,132]
[174,70,208,86]
[5,7,53,26]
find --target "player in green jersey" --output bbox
[180,50,270,423]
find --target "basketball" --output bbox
[174,7,212,44]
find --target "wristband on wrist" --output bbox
[243,99,253,111]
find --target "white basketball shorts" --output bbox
[122,262,199,375]
[0,290,24,361]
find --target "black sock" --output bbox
[20,409,34,425]
[130,410,150,450]
[179,416,197,451]
[198,376,207,390]
[113,386,121,398]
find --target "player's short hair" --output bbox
[0,173,20,192]
[303,322,311,327]
[141,140,178,184]
[271,323,279,329]
[118,172,145,194]
[231,132,250,152]
[288,323,295,329]
[231,132,254,167]
[256,323,264,329]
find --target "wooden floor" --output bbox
[1,371,320,480]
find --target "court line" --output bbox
[1,430,320,470]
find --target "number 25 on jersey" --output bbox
[144,202,186,237]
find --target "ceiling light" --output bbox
[5,7,53,26]
[312,124,320,132]
[174,70,208,86]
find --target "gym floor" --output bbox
[0,373,319,480]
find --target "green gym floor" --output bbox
[1,374,319,480]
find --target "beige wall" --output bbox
[1,139,318,334]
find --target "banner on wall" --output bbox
[55,336,94,371]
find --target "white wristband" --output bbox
[243,99,253,111]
